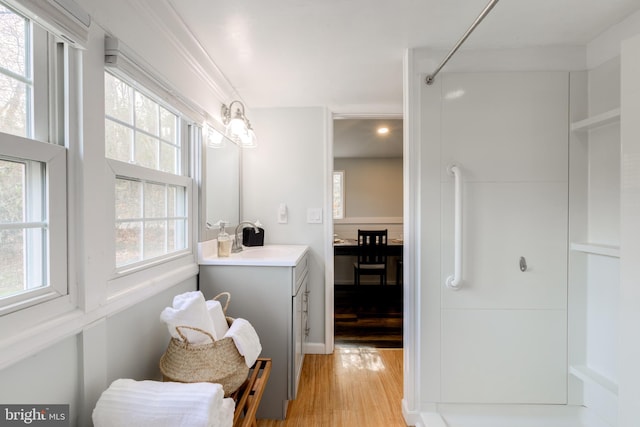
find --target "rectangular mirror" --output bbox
[205,126,240,235]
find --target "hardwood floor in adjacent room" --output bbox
[257,346,405,427]
[334,284,403,348]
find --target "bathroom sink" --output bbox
[239,246,296,257]
[198,241,307,267]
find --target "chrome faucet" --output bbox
[231,220,262,253]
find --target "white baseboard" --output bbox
[402,398,429,426]
[303,342,327,354]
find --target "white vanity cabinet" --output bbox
[198,244,309,420]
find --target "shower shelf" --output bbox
[570,242,620,258]
[569,365,618,396]
[571,108,621,132]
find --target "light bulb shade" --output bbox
[243,128,258,148]
[205,124,225,148]
[221,101,257,148]
[225,117,248,140]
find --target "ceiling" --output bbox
[333,119,403,158]
[167,0,639,157]
[168,0,639,111]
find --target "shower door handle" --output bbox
[446,164,463,290]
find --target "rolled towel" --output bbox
[224,318,262,367]
[92,379,234,427]
[160,291,216,344]
[206,299,230,340]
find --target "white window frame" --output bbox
[107,158,193,275]
[104,70,195,289]
[0,136,67,315]
[0,3,69,316]
[333,170,345,219]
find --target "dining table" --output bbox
[333,238,404,257]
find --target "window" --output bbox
[333,170,345,219]
[105,72,180,174]
[105,71,191,271]
[0,3,51,141]
[115,178,187,267]
[0,157,46,298]
[0,3,68,314]
[0,3,29,137]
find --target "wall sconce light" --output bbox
[221,100,258,148]
[204,123,225,148]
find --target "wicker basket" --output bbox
[159,292,249,396]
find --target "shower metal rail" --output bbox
[446,164,463,290]
[425,0,500,85]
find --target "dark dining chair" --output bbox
[353,229,388,287]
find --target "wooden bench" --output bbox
[231,358,272,427]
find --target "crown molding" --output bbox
[123,0,242,107]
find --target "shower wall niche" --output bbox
[568,57,621,427]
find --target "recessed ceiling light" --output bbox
[377,127,389,135]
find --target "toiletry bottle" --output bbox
[217,221,232,257]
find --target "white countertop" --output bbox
[198,240,308,266]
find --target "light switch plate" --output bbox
[307,208,323,224]
[277,203,288,224]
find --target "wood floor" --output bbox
[256,346,405,427]
[334,285,403,348]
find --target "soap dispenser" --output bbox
[216,221,232,257]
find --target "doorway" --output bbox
[330,117,404,348]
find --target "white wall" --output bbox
[242,107,329,350]
[334,157,403,218]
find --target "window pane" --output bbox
[24,226,46,289]
[0,73,27,137]
[116,221,141,266]
[167,185,176,217]
[0,158,48,299]
[135,92,158,135]
[0,159,25,222]
[167,219,186,252]
[104,73,133,124]
[333,171,344,219]
[144,220,165,259]
[159,142,177,174]
[135,131,158,169]
[0,228,24,297]
[105,72,181,175]
[105,120,133,163]
[0,5,27,78]
[114,179,187,268]
[115,178,141,220]
[144,182,165,218]
[173,186,185,216]
[160,107,176,141]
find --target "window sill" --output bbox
[0,258,198,371]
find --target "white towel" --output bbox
[206,299,230,340]
[92,379,234,427]
[160,291,216,344]
[224,318,262,367]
